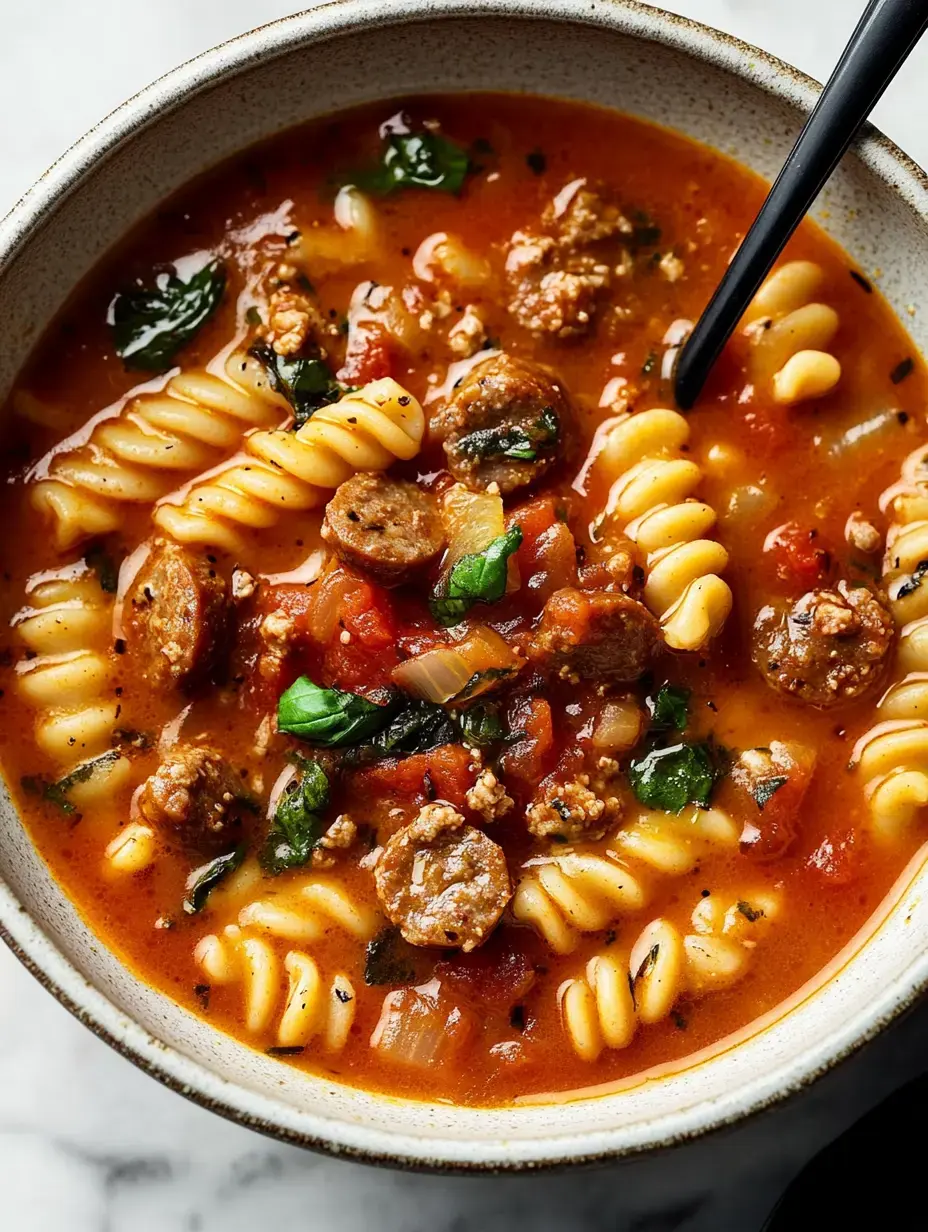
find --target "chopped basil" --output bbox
[354,131,471,196]
[737,899,765,923]
[458,703,507,747]
[110,260,226,371]
[370,699,458,756]
[890,357,914,385]
[526,148,547,175]
[647,684,690,733]
[456,407,560,464]
[630,211,662,249]
[628,741,718,812]
[85,545,119,594]
[634,943,661,983]
[364,926,424,986]
[641,350,658,376]
[751,775,788,811]
[248,342,343,426]
[183,846,245,914]
[278,677,386,746]
[897,560,928,599]
[430,526,523,627]
[266,1045,305,1057]
[260,761,330,875]
[21,749,123,815]
[455,666,518,701]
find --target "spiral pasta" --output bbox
[153,378,426,554]
[742,260,841,404]
[598,408,732,650]
[853,445,928,838]
[513,806,738,954]
[30,352,287,552]
[195,925,356,1050]
[14,572,130,798]
[560,889,779,1060]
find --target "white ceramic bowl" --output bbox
[3,0,928,1172]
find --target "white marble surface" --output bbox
[4,2,928,1229]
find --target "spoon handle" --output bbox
[674,0,928,410]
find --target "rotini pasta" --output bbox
[741,260,841,404]
[236,878,380,943]
[598,408,733,650]
[560,889,779,1060]
[14,572,130,795]
[30,352,287,551]
[104,823,157,874]
[194,925,356,1050]
[854,446,928,838]
[292,185,380,271]
[152,378,426,553]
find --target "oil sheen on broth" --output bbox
[1,95,926,1107]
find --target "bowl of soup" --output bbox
[3,0,928,1170]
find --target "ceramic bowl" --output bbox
[2,0,928,1171]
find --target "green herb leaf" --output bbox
[456,406,559,464]
[736,899,765,923]
[355,131,471,196]
[430,526,523,627]
[897,560,928,599]
[248,342,343,427]
[751,775,789,810]
[371,700,458,757]
[364,926,424,986]
[86,545,119,594]
[111,260,226,371]
[647,684,690,732]
[260,762,330,875]
[455,666,518,701]
[278,677,387,746]
[183,846,245,914]
[21,750,123,815]
[458,704,507,747]
[628,741,718,813]
[891,357,914,385]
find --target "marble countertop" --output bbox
[4,2,928,1228]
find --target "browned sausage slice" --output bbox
[128,540,231,689]
[752,581,893,707]
[373,803,511,951]
[434,353,570,495]
[321,473,444,586]
[137,744,249,855]
[529,587,660,682]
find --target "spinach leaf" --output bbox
[647,684,690,732]
[628,741,718,813]
[260,761,330,875]
[183,846,245,914]
[364,926,425,986]
[21,749,123,815]
[110,260,226,371]
[370,700,458,757]
[85,545,119,594]
[737,899,765,923]
[455,666,518,701]
[751,775,789,811]
[430,526,523,627]
[458,703,507,747]
[356,131,471,196]
[456,406,560,463]
[249,342,343,426]
[278,677,387,746]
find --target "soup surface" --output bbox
[2,94,927,1107]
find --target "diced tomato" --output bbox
[337,326,396,385]
[501,697,555,789]
[735,742,816,861]
[807,827,862,886]
[434,930,537,1008]
[763,521,831,590]
[355,743,475,810]
[508,496,561,556]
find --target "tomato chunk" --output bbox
[355,744,475,810]
[501,697,556,790]
[337,326,396,385]
[434,930,537,1008]
[763,522,831,589]
[807,827,863,886]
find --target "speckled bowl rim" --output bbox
[3,0,928,1173]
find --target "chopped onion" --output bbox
[307,568,357,644]
[392,626,520,703]
[370,979,473,1068]
[267,764,298,820]
[592,699,645,752]
[441,484,520,593]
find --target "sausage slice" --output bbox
[752,581,894,707]
[137,744,250,855]
[529,587,660,682]
[435,353,570,494]
[128,540,231,689]
[321,473,444,586]
[374,803,511,951]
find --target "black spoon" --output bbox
[674,0,928,411]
